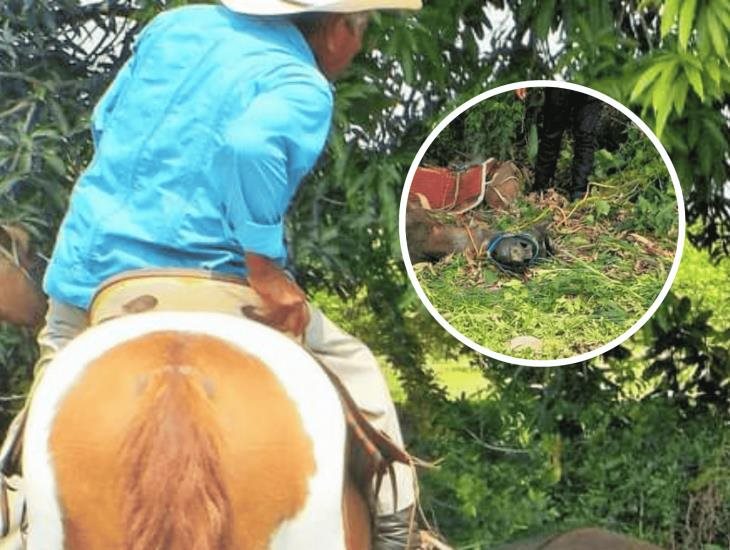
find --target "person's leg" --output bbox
[0,298,88,547]
[570,95,602,201]
[33,299,89,375]
[0,299,88,475]
[534,88,570,190]
[304,307,418,548]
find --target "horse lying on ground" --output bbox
[23,312,371,549]
[405,203,552,270]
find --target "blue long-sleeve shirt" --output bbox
[44,5,333,310]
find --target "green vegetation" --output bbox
[416,104,678,359]
[325,248,729,549]
[1,1,728,549]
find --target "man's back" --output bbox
[44,5,332,309]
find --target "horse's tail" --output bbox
[120,364,231,550]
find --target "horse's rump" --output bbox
[23,313,349,549]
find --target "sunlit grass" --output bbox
[416,182,678,360]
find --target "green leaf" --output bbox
[672,76,689,115]
[706,12,728,58]
[534,0,557,40]
[629,61,668,102]
[43,150,65,177]
[661,0,680,37]
[595,200,611,218]
[652,66,676,137]
[709,0,730,28]
[705,57,721,86]
[701,117,728,151]
[678,0,697,50]
[687,117,700,148]
[683,63,704,100]
[651,60,678,118]
[47,97,69,135]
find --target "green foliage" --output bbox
[423,95,526,165]
[415,113,677,359]
[403,363,730,548]
[672,244,730,332]
[0,1,728,547]
[0,325,37,432]
[643,292,730,414]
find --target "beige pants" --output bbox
[35,299,415,514]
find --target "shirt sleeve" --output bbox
[220,73,333,263]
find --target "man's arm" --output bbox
[219,73,333,336]
[245,251,309,336]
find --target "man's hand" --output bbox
[515,88,527,101]
[245,252,309,337]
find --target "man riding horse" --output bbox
[2,0,430,547]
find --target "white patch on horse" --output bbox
[23,312,347,549]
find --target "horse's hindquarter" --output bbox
[23,313,348,550]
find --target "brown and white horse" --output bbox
[22,312,370,549]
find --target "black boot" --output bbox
[570,186,589,202]
[533,88,570,192]
[570,95,601,202]
[374,506,418,550]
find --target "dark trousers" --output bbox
[534,89,602,193]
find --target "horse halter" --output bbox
[486,231,545,275]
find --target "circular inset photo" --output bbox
[400,82,684,366]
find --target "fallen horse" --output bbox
[405,203,552,274]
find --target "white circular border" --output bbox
[399,80,686,368]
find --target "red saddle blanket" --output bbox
[409,162,490,213]
[409,159,525,213]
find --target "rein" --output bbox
[462,223,481,257]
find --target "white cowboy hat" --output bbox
[220,0,422,15]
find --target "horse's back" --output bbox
[23,312,347,550]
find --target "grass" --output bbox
[415,177,678,361]
[673,242,730,333]
[380,243,727,402]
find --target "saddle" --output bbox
[408,159,527,214]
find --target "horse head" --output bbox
[0,224,47,327]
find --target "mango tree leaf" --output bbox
[678,0,697,50]
[705,11,728,59]
[629,61,668,102]
[683,63,704,101]
[534,0,556,40]
[660,0,680,38]
[704,57,721,86]
[672,76,689,114]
